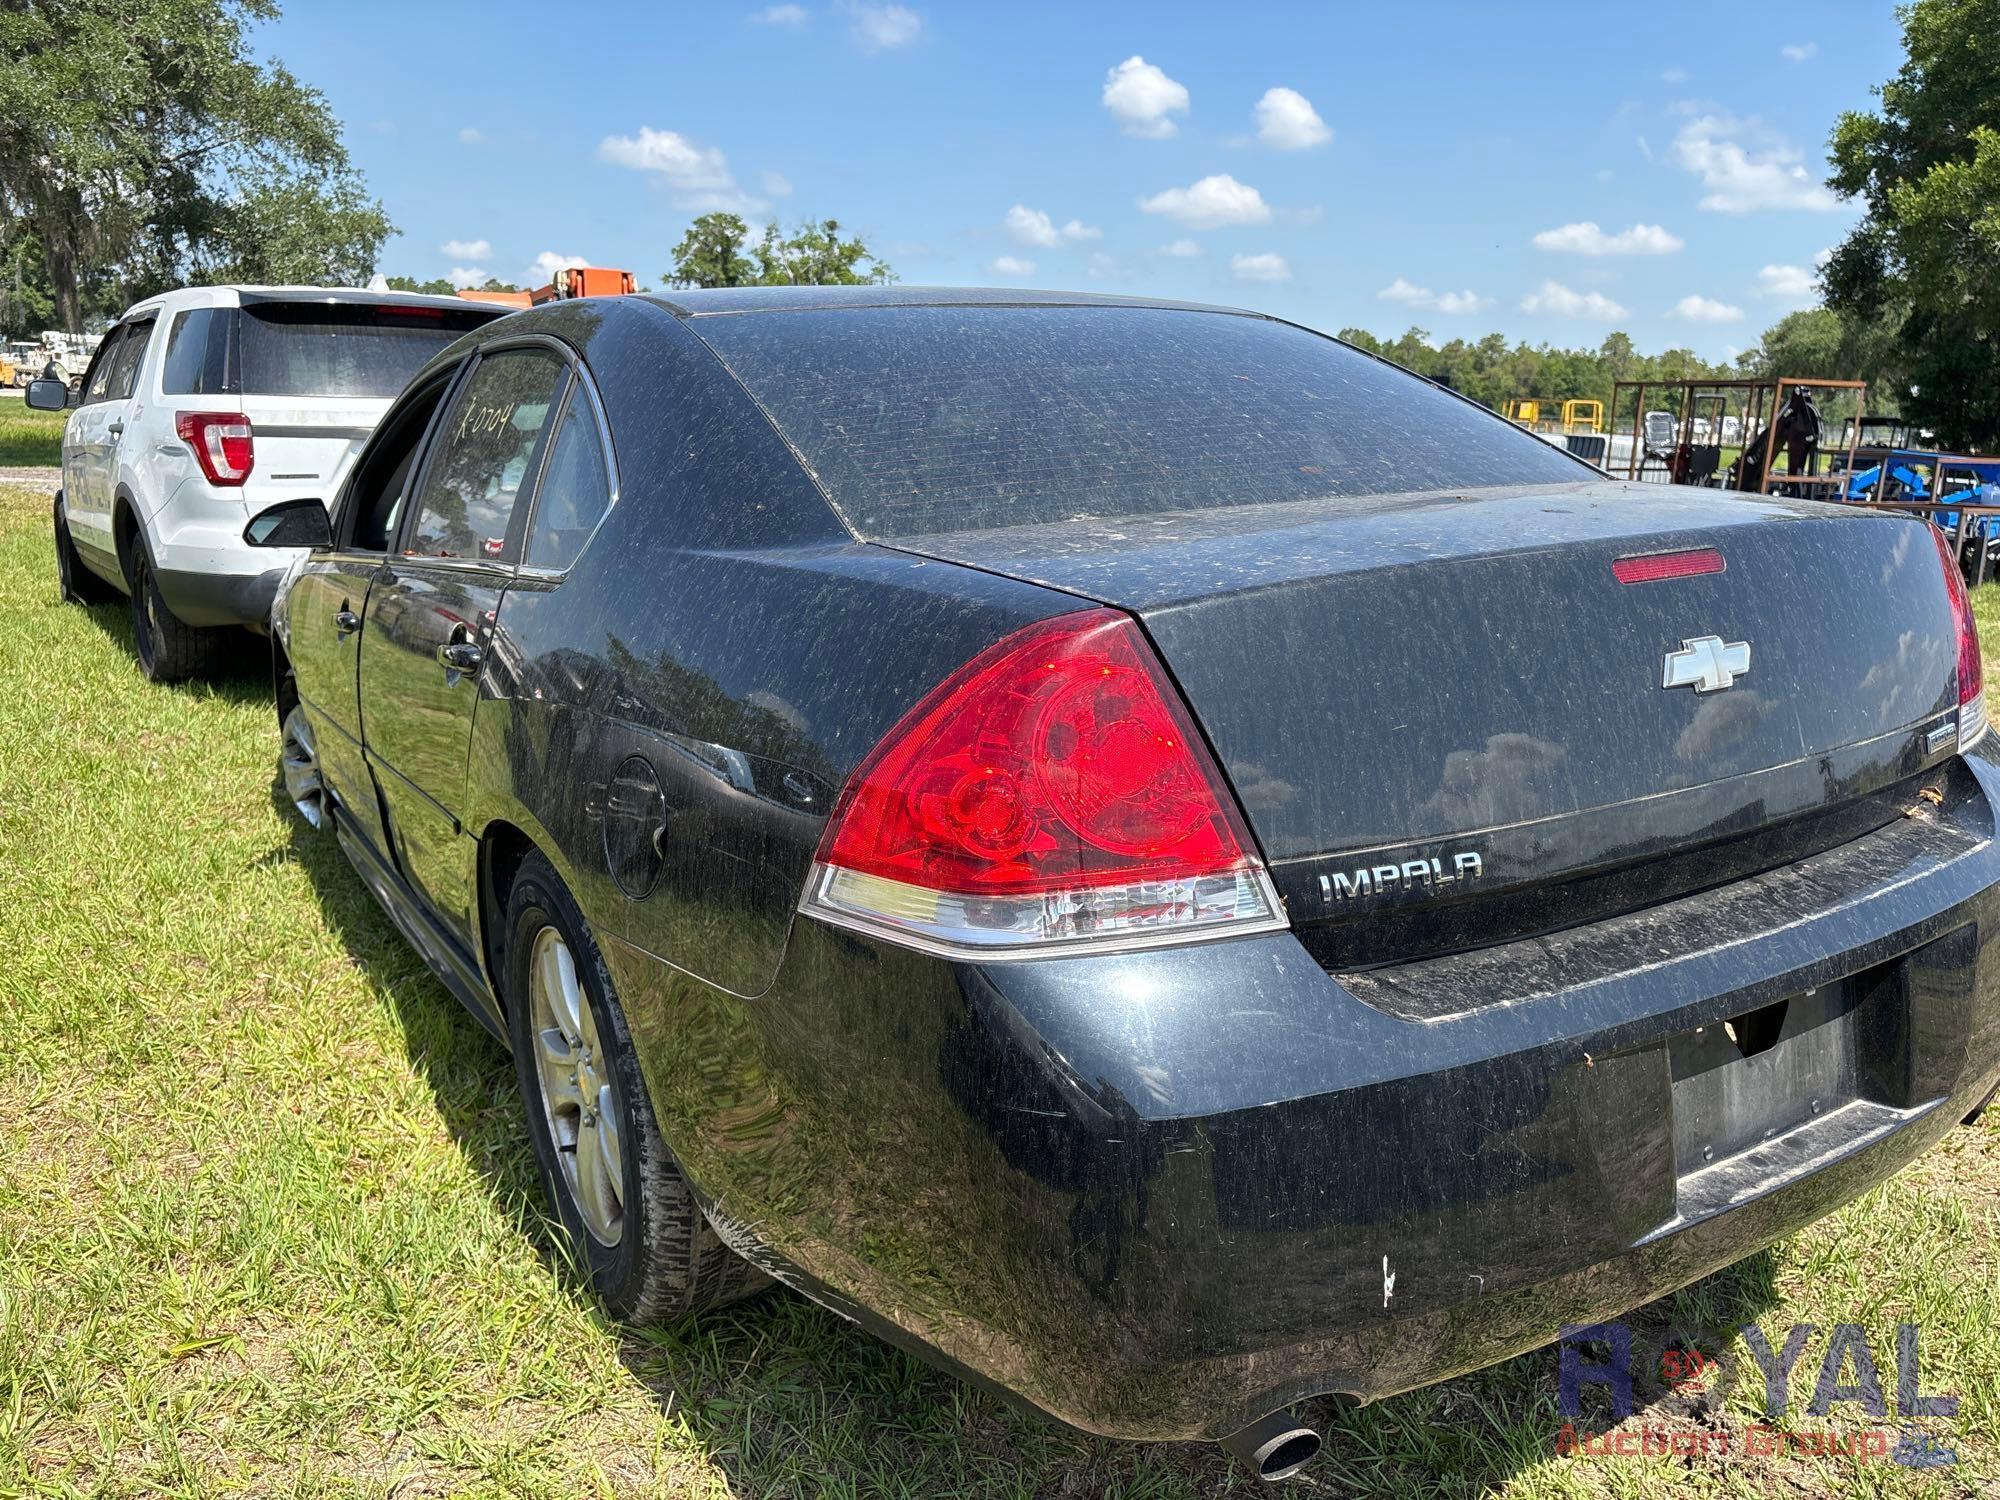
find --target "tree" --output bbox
[753,219,893,286]
[668,213,759,288]
[1824,0,2000,447]
[385,275,522,296]
[667,212,893,289]
[0,0,390,330]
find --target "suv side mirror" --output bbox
[25,378,70,412]
[244,498,333,550]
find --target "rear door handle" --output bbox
[108,421,123,437]
[334,608,361,637]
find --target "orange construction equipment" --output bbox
[458,265,636,310]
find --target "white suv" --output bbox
[37,286,504,680]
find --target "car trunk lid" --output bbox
[885,482,1965,961]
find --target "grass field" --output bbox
[0,405,64,468]
[0,473,1996,1497]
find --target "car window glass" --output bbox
[699,305,1592,539]
[407,350,568,563]
[107,319,154,400]
[82,328,125,403]
[347,373,458,553]
[160,309,225,396]
[523,393,612,571]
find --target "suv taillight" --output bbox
[800,608,1285,959]
[1931,523,1986,751]
[175,411,254,487]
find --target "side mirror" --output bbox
[25,378,70,412]
[243,498,333,550]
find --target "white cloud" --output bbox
[846,2,919,51]
[1531,220,1683,255]
[761,169,794,197]
[1670,293,1745,323]
[1661,66,1689,83]
[1520,279,1628,320]
[597,127,759,211]
[1755,263,1818,303]
[1232,252,1291,282]
[440,238,493,262]
[751,3,808,22]
[1004,204,1100,248]
[1254,86,1331,150]
[1087,251,1117,279]
[1138,173,1270,228]
[988,255,1035,278]
[1377,277,1490,314]
[529,252,590,285]
[1814,245,1833,267]
[1160,238,1202,257]
[1672,112,1843,212]
[457,127,485,146]
[1781,41,1817,61]
[446,266,489,290]
[1102,56,1189,139]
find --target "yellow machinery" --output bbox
[1505,398,1603,435]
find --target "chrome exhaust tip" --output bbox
[1219,1410,1322,1482]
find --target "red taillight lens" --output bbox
[175,411,254,486]
[1930,523,1986,750]
[803,609,1284,957]
[1612,547,1724,584]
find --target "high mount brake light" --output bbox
[1612,547,1724,584]
[175,411,254,487]
[801,608,1286,959]
[1930,523,1986,752]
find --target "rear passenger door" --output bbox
[358,345,571,943]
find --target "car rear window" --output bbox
[697,305,1592,539]
[235,303,493,399]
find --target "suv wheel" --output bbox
[504,852,767,1321]
[53,497,118,606]
[128,544,228,683]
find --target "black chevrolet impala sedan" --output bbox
[252,287,2000,1480]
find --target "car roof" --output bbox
[636,285,1261,320]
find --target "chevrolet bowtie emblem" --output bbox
[1663,635,1751,693]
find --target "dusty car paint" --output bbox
[271,288,2000,1446]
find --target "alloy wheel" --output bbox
[527,926,625,1246]
[279,703,325,828]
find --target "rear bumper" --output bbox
[603,749,2000,1443]
[154,562,289,628]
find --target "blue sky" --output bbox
[257,1,1900,360]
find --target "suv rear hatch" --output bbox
[888,484,1968,963]
[164,297,498,497]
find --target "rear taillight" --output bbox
[801,608,1285,958]
[175,411,254,486]
[1931,523,1986,751]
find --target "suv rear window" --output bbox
[239,303,491,398]
[161,302,495,399]
[698,305,1591,539]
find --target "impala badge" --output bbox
[1662,635,1750,694]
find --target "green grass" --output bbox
[0,474,1995,1496]
[0,404,63,468]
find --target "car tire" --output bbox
[53,496,119,606]
[128,543,228,683]
[276,675,327,830]
[504,851,768,1322]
